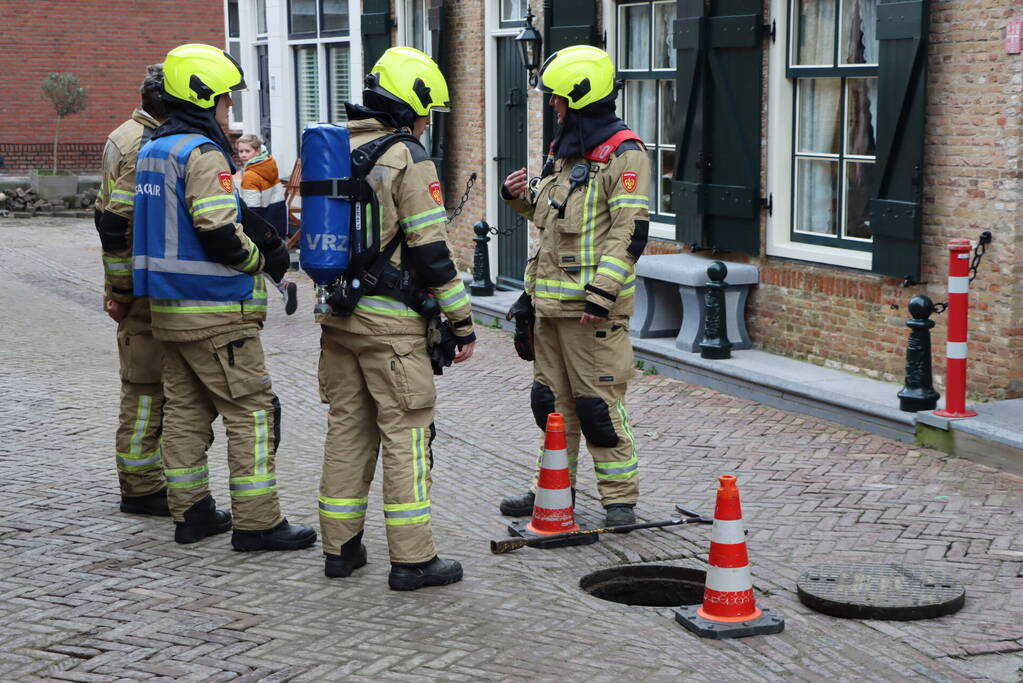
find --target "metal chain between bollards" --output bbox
[930,230,991,314]
[968,231,992,283]
[486,222,516,237]
[448,172,477,223]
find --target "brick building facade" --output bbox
[0,1,224,173]
[35,0,1014,402]
[426,0,1023,402]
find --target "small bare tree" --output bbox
[41,72,87,174]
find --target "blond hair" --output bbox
[237,134,263,149]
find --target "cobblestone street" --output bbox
[1,217,1021,682]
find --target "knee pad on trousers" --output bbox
[272,395,282,451]
[530,381,556,431]
[575,397,619,448]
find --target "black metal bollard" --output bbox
[898,295,940,412]
[470,220,495,296]
[699,261,732,359]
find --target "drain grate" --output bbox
[581,565,706,607]
[797,562,965,620]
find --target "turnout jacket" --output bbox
[133,133,267,343]
[318,118,475,343]
[504,138,650,319]
[95,110,159,305]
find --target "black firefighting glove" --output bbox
[506,291,535,362]
[240,200,290,282]
[262,240,290,283]
[426,317,458,376]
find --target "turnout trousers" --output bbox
[317,329,437,564]
[159,330,283,530]
[530,316,640,506]
[114,298,165,497]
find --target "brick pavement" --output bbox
[0,217,1021,682]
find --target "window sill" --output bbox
[649,219,675,241]
[766,238,872,270]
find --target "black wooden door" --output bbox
[256,45,271,148]
[495,37,528,289]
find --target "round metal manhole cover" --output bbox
[797,563,965,620]
[580,565,706,607]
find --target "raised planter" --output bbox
[30,171,79,201]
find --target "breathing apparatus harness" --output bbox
[300,131,456,374]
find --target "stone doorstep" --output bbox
[471,291,1022,474]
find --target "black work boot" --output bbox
[174,495,232,544]
[499,491,535,517]
[604,503,636,527]
[388,556,463,591]
[120,487,171,517]
[324,532,368,578]
[231,518,317,552]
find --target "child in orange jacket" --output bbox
[236,134,287,237]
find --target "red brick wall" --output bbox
[439,0,487,271]
[0,0,225,166]
[0,142,104,173]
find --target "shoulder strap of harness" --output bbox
[585,129,644,163]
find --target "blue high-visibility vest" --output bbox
[132,133,255,306]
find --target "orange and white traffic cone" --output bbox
[506,413,596,548]
[676,475,784,638]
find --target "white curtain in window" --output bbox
[795,0,836,65]
[328,45,350,123]
[842,0,877,64]
[623,4,651,70]
[796,79,841,235]
[295,46,320,136]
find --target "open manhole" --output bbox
[580,565,706,607]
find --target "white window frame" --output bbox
[603,0,674,241]
[396,0,430,52]
[286,0,361,146]
[765,0,872,270]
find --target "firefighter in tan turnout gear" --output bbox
[499,46,649,527]
[316,47,476,590]
[94,64,170,515]
[133,43,315,550]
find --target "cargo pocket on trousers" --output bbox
[212,332,272,399]
[388,338,436,411]
[589,322,635,386]
[118,330,163,384]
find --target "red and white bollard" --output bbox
[934,239,978,418]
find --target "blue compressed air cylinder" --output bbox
[299,123,351,286]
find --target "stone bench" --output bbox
[630,253,759,352]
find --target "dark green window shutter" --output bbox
[362,0,390,74]
[543,0,598,52]
[869,0,930,282]
[428,0,447,182]
[541,0,600,157]
[672,0,763,254]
